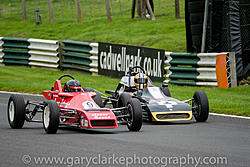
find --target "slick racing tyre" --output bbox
[118,93,131,107]
[118,93,132,124]
[83,88,104,107]
[192,91,209,122]
[7,94,26,129]
[159,86,171,97]
[43,100,59,134]
[126,98,143,131]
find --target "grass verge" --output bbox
[0,66,249,117]
[0,0,186,52]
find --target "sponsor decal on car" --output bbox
[91,113,111,119]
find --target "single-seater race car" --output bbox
[7,74,142,134]
[104,66,209,123]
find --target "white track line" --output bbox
[0,91,249,120]
[0,91,42,96]
[210,113,250,120]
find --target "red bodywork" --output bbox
[42,80,118,129]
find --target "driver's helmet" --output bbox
[65,80,82,92]
[134,73,148,89]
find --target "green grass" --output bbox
[0,0,186,52]
[0,66,250,117]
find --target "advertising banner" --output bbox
[98,42,165,82]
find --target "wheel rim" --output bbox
[9,101,15,122]
[127,104,133,127]
[193,98,201,116]
[44,106,50,128]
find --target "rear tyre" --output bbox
[7,94,26,129]
[111,99,118,108]
[126,98,143,131]
[83,87,94,92]
[118,93,131,107]
[192,91,209,122]
[43,100,59,134]
[83,88,104,107]
[159,86,171,97]
[118,93,132,124]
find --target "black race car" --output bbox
[104,66,209,122]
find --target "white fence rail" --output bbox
[89,43,98,74]
[28,39,59,68]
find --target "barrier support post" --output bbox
[58,42,63,70]
[229,52,237,87]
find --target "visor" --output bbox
[135,78,148,84]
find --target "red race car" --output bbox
[7,74,143,133]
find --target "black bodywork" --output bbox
[105,66,209,122]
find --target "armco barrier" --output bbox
[61,40,98,75]
[164,52,237,88]
[0,37,3,64]
[0,37,3,48]
[0,37,237,87]
[28,38,59,68]
[89,43,98,74]
[0,37,30,66]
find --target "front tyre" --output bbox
[7,94,26,129]
[43,100,59,134]
[126,98,143,131]
[192,91,209,122]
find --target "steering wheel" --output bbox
[58,74,75,80]
[129,66,145,74]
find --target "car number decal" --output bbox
[156,100,177,110]
[148,87,165,99]
[82,101,96,109]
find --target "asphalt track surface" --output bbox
[0,92,250,167]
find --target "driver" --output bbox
[134,73,148,89]
[64,80,82,92]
